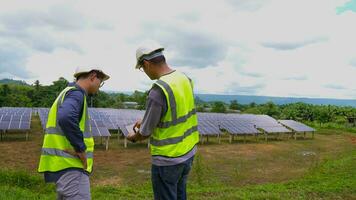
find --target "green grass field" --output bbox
[0,116,355,199]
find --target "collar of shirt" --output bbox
[68,82,88,96]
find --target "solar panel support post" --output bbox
[255,133,258,142]
[200,136,202,144]
[294,132,297,140]
[264,132,268,142]
[206,135,209,143]
[124,138,127,148]
[284,132,287,140]
[147,138,150,149]
[117,130,120,144]
[105,136,109,151]
[303,132,306,139]
[229,134,233,144]
[218,134,221,144]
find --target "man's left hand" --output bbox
[127,132,137,142]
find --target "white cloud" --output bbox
[0,0,355,99]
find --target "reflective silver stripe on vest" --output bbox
[157,108,197,128]
[150,125,198,146]
[45,127,92,138]
[156,80,177,122]
[41,148,93,158]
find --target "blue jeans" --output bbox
[151,156,194,200]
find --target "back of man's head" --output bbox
[146,55,166,66]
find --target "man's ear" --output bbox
[143,60,149,68]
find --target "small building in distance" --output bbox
[122,101,139,109]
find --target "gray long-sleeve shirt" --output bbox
[139,74,197,166]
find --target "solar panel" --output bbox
[11,115,22,121]
[2,115,11,121]
[0,108,31,131]
[197,124,221,135]
[119,125,130,137]
[38,108,49,129]
[278,120,315,132]
[90,119,111,137]
[0,122,9,130]
[20,122,31,129]
[9,121,20,129]
[89,108,143,131]
[219,119,259,135]
[21,115,31,121]
[197,113,293,135]
[259,126,290,133]
[236,115,291,133]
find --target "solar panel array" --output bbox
[37,108,112,138]
[89,110,287,140]
[197,113,291,135]
[0,107,31,131]
[89,108,144,135]
[36,106,302,138]
[278,120,315,132]
[16,106,315,142]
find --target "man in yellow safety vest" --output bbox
[127,43,199,200]
[38,67,109,199]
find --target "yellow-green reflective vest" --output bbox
[150,71,199,157]
[38,86,94,173]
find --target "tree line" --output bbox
[1,78,355,126]
[0,78,147,109]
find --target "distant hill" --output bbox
[0,79,29,86]
[196,94,356,107]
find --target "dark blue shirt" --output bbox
[57,83,87,153]
[44,82,88,183]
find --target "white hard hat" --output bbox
[135,42,164,69]
[74,66,110,81]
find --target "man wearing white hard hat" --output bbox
[38,67,109,199]
[128,44,199,200]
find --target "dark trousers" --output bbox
[151,156,194,200]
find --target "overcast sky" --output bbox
[0,0,355,99]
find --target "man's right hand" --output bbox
[76,152,88,170]
[64,150,87,170]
